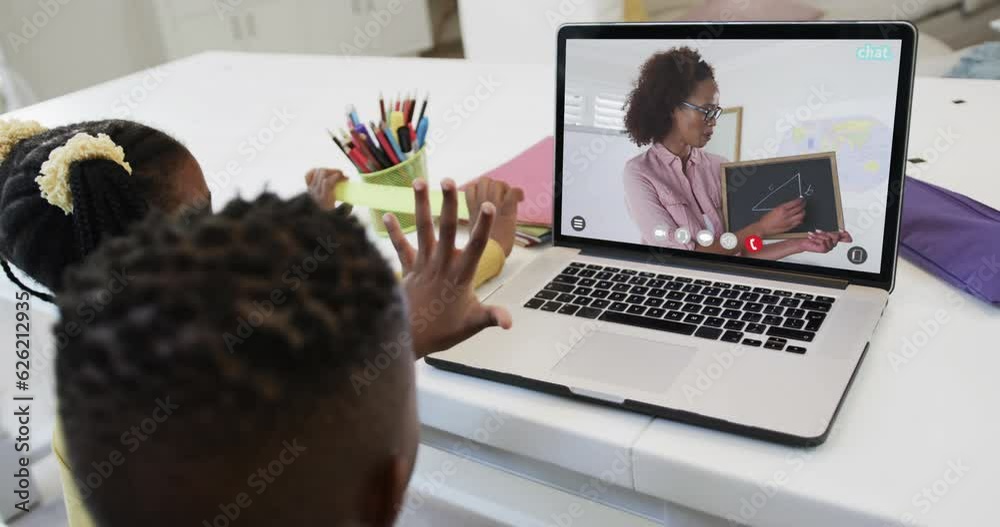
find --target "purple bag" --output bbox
[900,177,1000,305]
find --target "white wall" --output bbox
[0,0,165,103]
[561,39,904,273]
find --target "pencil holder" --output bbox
[362,147,427,235]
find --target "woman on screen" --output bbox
[621,47,851,260]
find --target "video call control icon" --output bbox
[719,232,738,250]
[848,246,868,265]
[674,228,691,245]
[570,215,586,232]
[696,230,715,247]
[745,235,763,253]
[653,225,669,242]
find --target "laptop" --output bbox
[427,22,916,446]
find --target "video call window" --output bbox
[560,39,902,274]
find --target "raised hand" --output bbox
[384,178,513,358]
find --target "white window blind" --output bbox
[564,88,584,126]
[593,92,626,131]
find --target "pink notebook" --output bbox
[463,136,554,227]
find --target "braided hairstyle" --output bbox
[56,193,402,525]
[0,120,190,301]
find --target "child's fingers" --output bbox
[465,182,478,213]
[475,304,512,332]
[433,179,459,269]
[384,213,416,273]
[456,203,496,285]
[501,187,524,215]
[412,179,436,262]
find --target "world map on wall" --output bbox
[775,117,892,192]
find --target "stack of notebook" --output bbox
[464,136,554,247]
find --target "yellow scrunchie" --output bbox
[35,133,132,215]
[0,119,47,164]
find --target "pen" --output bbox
[415,116,429,150]
[350,130,382,171]
[416,95,429,124]
[379,92,386,124]
[347,147,371,173]
[375,125,401,165]
[362,123,393,169]
[328,130,363,171]
[349,105,361,128]
[383,123,406,162]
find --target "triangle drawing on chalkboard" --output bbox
[751,172,809,212]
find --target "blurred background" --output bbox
[2,0,999,113]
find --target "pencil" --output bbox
[416,95,429,124]
[379,92,386,124]
[328,129,362,171]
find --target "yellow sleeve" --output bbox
[393,239,507,290]
[54,420,97,527]
[471,239,506,289]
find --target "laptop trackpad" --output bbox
[550,331,697,395]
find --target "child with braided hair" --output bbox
[0,118,522,525]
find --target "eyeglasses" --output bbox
[680,101,723,123]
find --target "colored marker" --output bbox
[397,126,412,153]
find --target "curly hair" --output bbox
[623,47,716,146]
[55,193,402,526]
[0,120,189,300]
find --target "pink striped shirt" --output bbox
[623,143,728,249]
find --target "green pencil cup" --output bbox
[362,147,427,236]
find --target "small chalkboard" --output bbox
[720,152,844,239]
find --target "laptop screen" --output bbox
[557,29,912,283]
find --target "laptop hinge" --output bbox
[579,245,849,290]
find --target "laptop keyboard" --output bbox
[523,262,837,354]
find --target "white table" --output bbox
[3,52,999,527]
